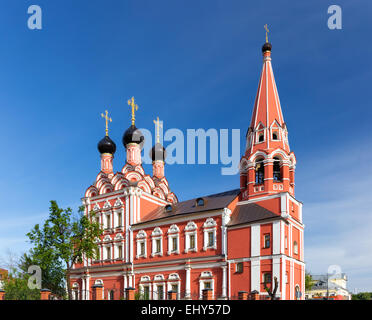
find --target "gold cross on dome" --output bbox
[264,24,269,43]
[153,116,163,143]
[101,110,112,136]
[127,96,138,126]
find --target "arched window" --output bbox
[164,204,172,213]
[196,198,204,207]
[273,157,282,182]
[255,158,265,185]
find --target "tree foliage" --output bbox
[352,292,372,300]
[305,272,313,291]
[26,200,102,299]
[2,267,40,300]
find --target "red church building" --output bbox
[70,39,305,300]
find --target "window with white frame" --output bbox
[151,227,163,257]
[199,271,214,299]
[167,273,181,300]
[255,123,266,144]
[116,210,123,227]
[72,282,79,300]
[293,241,298,255]
[105,213,111,230]
[153,275,166,300]
[185,221,198,253]
[167,224,180,255]
[136,230,147,259]
[114,234,124,260]
[105,246,111,260]
[139,276,151,300]
[203,218,217,251]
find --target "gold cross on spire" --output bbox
[264,24,269,43]
[127,96,138,126]
[101,110,112,136]
[153,116,163,143]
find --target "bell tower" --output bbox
[240,34,296,201]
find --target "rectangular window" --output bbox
[264,234,270,248]
[236,262,243,273]
[208,232,214,247]
[117,212,122,227]
[172,237,178,252]
[171,284,178,292]
[157,285,164,300]
[140,242,145,256]
[204,281,212,289]
[189,234,195,249]
[118,245,123,259]
[106,247,111,260]
[263,273,272,284]
[285,236,288,249]
[106,215,111,229]
[156,239,161,253]
[143,286,150,300]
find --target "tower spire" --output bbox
[240,39,296,201]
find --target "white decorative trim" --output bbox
[203,218,217,251]
[167,225,180,255]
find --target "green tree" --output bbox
[27,200,102,300]
[305,272,313,291]
[18,250,66,298]
[2,267,40,300]
[352,292,372,300]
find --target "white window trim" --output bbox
[139,278,152,300]
[167,280,181,300]
[203,218,217,251]
[114,208,124,228]
[151,227,163,257]
[103,211,112,230]
[136,230,147,259]
[153,281,166,300]
[185,221,198,253]
[255,123,266,145]
[167,224,180,255]
[199,272,214,299]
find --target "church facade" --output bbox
[70,40,305,300]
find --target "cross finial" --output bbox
[127,96,138,126]
[101,110,112,136]
[264,24,269,43]
[153,116,163,143]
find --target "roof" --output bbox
[135,189,240,225]
[228,203,279,226]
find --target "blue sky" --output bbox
[0,0,371,292]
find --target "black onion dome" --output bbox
[262,42,272,53]
[122,125,145,148]
[98,135,117,154]
[150,143,166,161]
